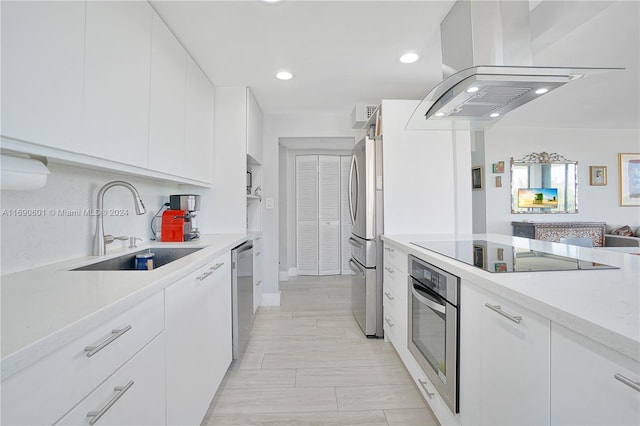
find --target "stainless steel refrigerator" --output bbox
[348,136,384,337]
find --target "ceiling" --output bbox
[150,0,455,115]
[151,0,639,129]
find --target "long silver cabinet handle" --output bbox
[384,247,395,253]
[384,266,394,274]
[210,263,224,270]
[197,270,214,281]
[86,380,134,425]
[615,373,640,392]
[384,291,394,301]
[484,303,522,324]
[384,318,394,328]
[84,325,132,357]
[418,379,435,398]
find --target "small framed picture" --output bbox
[495,176,502,187]
[472,166,483,190]
[473,245,485,268]
[497,248,504,261]
[494,262,507,272]
[590,166,607,186]
[492,161,505,173]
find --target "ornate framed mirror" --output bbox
[511,152,578,214]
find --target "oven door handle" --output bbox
[411,284,446,314]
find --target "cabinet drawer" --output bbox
[383,285,398,314]
[382,303,397,344]
[57,334,166,426]
[383,261,405,301]
[383,244,407,273]
[1,291,164,425]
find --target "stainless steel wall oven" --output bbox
[408,255,460,413]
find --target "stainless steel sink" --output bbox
[71,247,204,271]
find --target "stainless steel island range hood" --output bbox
[406,1,622,130]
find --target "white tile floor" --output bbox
[202,275,439,426]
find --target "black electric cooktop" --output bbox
[411,240,619,273]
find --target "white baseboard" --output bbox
[279,271,289,281]
[261,291,281,306]
[288,267,297,277]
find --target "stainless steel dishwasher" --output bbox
[231,240,254,359]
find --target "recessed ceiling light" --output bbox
[276,71,293,80]
[435,112,445,117]
[466,86,479,93]
[263,0,281,3]
[490,112,500,118]
[399,52,419,64]
[535,88,549,95]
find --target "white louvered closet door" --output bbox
[318,156,341,275]
[296,156,319,275]
[340,156,353,274]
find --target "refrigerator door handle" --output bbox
[348,154,359,226]
[349,237,364,248]
[349,259,365,275]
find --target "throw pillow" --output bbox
[613,225,634,236]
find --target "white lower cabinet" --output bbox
[403,350,460,426]
[382,243,408,356]
[550,324,640,425]
[480,292,550,425]
[165,252,232,425]
[460,282,550,426]
[56,334,166,426]
[253,235,264,313]
[0,291,164,425]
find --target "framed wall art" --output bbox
[472,166,483,190]
[492,161,505,173]
[473,245,485,268]
[589,166,607,186]
[619,153,640,206]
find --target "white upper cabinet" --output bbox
[184,57,214,183]
[0,1,85,150]
[82,1,153,168]
[246,88,264,164]
[148,13,187,177]
[1,1,212,184]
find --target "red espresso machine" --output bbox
[160,195,201,242]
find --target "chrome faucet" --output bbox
[93,181,146,256]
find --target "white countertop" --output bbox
[0,234,248,380]
[382,233,640,362]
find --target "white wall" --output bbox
[381,99,467,235]
[471,131,487,233]
[484,127,640,235]
[262,112,361,300]
[0,162,181,275]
